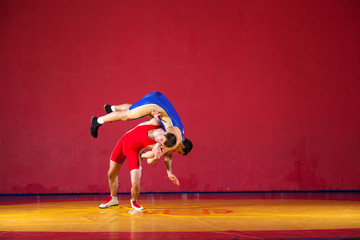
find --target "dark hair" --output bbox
[164,133,177,148]
[182,138,193,156]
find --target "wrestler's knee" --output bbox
[108,169,117,180]
[119,103,133,113]
[108,162,120,179]
[131,182,141,190]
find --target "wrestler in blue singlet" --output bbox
[129,92,184,140]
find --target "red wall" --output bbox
[1,0,360,194]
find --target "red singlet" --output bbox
[110,124,161,170]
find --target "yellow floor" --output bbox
[1,195,360,233]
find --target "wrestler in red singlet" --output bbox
[110,124,161,170]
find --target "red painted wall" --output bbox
[1,0,359,194]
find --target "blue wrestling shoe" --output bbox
[104,104,112,114]
[90,116,101,138]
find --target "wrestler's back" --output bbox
[123,125,160,152]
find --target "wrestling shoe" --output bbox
[90,116,101,138]
[99,196,119,209]
[104,104,112,114]
[130,199,144,210]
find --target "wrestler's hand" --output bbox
[151,110,161,119]
[168,173,180,186]
[153,145,163,159]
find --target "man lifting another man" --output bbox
[90,92,193,210]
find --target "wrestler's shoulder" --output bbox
[166,126,181,136]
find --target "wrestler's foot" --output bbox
[130,199,144,210]
[90,116,101,138]
[104,104,112,114]
[99,196,119,209]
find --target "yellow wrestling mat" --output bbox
[1,196,360,233]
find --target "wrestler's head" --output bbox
[174,138,193,156]
[156,132,177,148]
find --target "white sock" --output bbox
[111,106,116,112]
[97,117,104,124]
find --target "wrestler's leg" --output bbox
[127,150,145,210]
[108,160,121,196]
[129,104,171,128]
[97,102,164,124]
[105,103,171,126]
[91,92,171,138]
[113,103,133,111]
[102,108,132,122]
[101,103,133,123]
[130,169,141,201]
[91,104,133,138]
[99,138,125,208]
[109,139,126,195]
[99,160,122,208]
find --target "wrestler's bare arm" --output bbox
[139,146,152,161]
[143,143,177,165]
[151,110,161,125]
[164,152,180,185]
[138,143,163,165]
